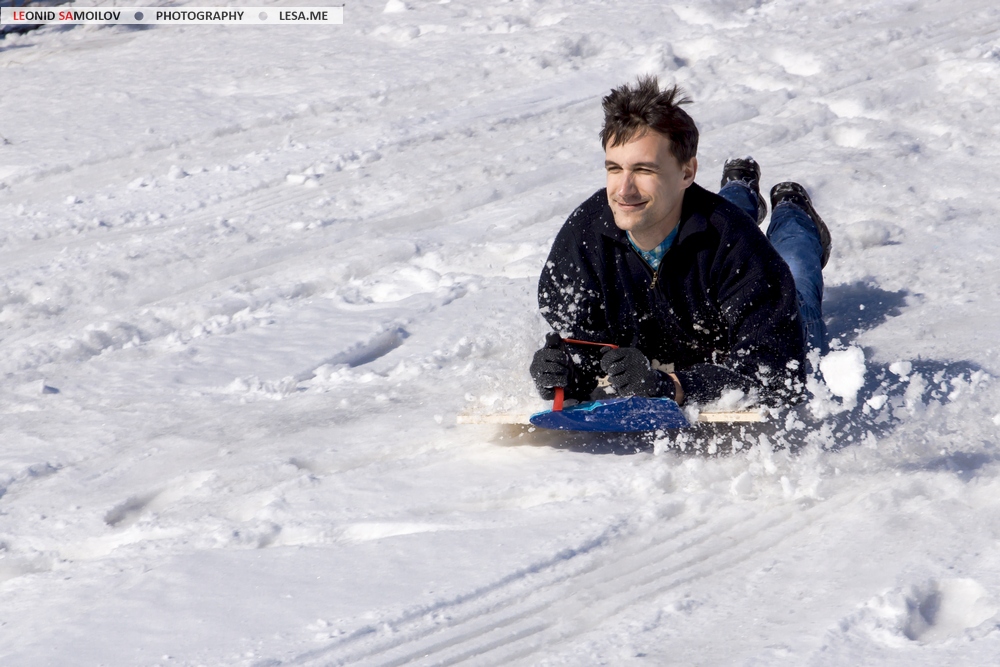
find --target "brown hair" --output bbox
[599,75,699,163]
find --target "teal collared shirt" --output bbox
[628,226,678,271]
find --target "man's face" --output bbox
[605,130,697,249]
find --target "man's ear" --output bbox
[683,157,698,186]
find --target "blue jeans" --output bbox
[719,182,827,354]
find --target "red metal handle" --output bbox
[550,338,618,411]
[563,338,618,349]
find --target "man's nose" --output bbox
[617,171,637,197]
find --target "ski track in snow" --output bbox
[289,492,858,666]
[3,0,1000,665]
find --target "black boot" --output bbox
[770,182,832,268]
[721,156,767,225]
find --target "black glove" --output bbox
[529,333,572,400]
[600,347,676,399]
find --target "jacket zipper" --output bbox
[634,248,659,290]
[627,242,660,290]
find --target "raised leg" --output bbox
[766,198,827,354]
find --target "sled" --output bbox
[457,338,764,433]
[458,393,764,433]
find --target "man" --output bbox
[529,76,831,407]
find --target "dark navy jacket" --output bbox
[538,183,806,405]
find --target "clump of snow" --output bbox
[820,346,866,405]
[890,360,913,378]
[383,0,409,13]
[713,388,757,411]
[166,165,188,180]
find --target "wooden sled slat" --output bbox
[457,408,764,426]
[456,412,536,425]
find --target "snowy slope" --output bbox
[2,0,1000,665]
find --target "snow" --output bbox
[2,0,1000,664]
[820,345,866,404]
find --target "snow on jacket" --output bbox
[537,183,806,405]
